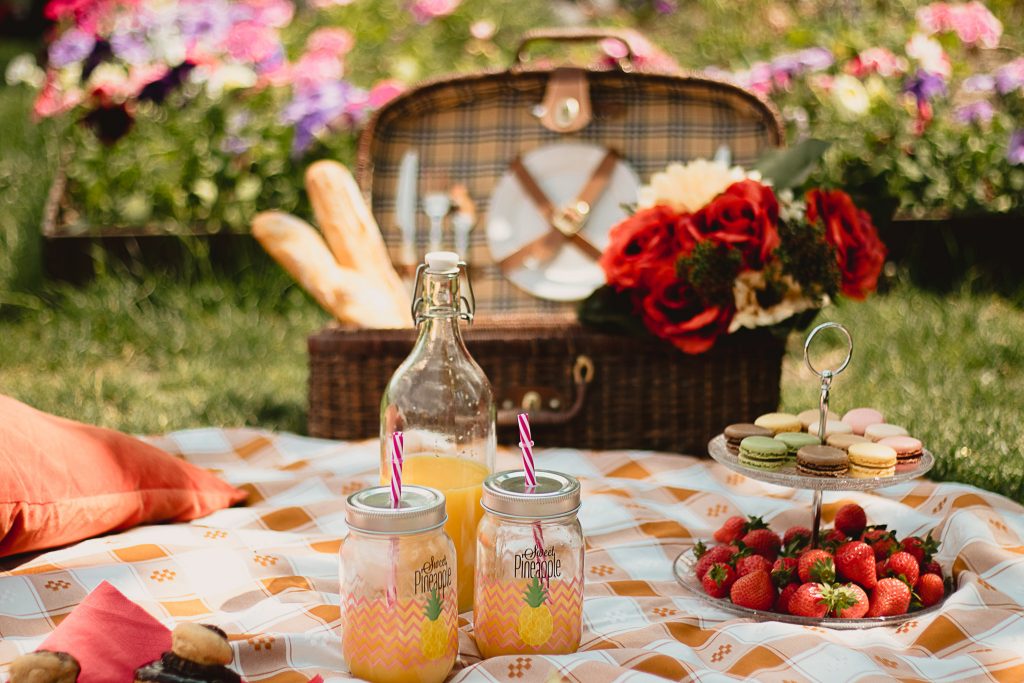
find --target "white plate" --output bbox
[486,142,640,302]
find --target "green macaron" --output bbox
[738,435,788,470]
[775,432,821,458]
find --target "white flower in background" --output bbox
[86,63,130,96]
[4,53,45,88]
[831,74,871,118]
[729,271,819,333]
[637,159,760,213]
[905,33,952,78]
[205,64,258,99]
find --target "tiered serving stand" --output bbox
[673,322,946,628]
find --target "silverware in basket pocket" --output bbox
[450,184,476,262]
[396,150,419,272]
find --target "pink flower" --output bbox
[291,51,343,90]
[306,27,354,57]
[905,33,952,78]
[470,20,495,41]
[240,0,294,28]
[44,0,135,35]
[225,21,280,64]
[368,79,405,109]
[409,0,460,24]
[33,73,83,118]
[846,47,907,78]
[916,2,1002,49]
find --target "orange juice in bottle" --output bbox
[381,252,496,613]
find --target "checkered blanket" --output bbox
[2,429,1023,682]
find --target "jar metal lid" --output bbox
[481,470,581,519]
[345,485,447,534]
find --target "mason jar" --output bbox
[341,485,458,683]
[474,470,584,658]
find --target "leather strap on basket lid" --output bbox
[498,148,618,272]
[511,27,681,76]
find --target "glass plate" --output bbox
[708,435,934,491]
[673,549,945,629]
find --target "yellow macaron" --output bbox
[754,412,802,435]
[847,442,897,478]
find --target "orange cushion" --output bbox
[0,394,246,557]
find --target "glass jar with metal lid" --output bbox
[473,470,584,658]
[341,485,457,683]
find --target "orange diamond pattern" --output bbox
[474,577,583,656]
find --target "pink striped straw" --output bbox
[390,431,404,508]
[517,413,536,488]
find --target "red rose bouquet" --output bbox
[581,155,886,354]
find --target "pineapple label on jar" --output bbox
[474,470,585,658]
[341,485,458,683]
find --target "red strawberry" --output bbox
[714,516,746,544]
[771,557,798,586]
[783,526,812,547]
[922,560,943,578]
[702,563,737,598]
[822,582,870,618]
[742,528,782,561]
[867,577,911,617]
[900,534,940,565]
[915,573,945,608]
[775,582,799,614]
[798,549,836,583]
[835,541,878,590]
[695,543,736,580]
[736,554,773,577]
[821,528,848,548]
[729,570,776,611]
[862,527,898,560]
[884,551,920,588]
[788,582,829,618]
[834,503,867,538]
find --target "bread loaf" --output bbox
[252,211,408,328]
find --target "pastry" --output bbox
[841,408,884,436]
[9,650,80,683]
[879,436,924,468]
[826,433,871,451]
[807,419,854,438]
[737,436,788,470]
[135,623,240,683]
[847,442,898,478]
[796,444,849,477]
[753,412,802,435]
[864,423,909,441]
[774,432,820,460]
[723,423,772,455]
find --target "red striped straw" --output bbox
[390,431,404,508]
[517,413,536,488]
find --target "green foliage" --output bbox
[680,241,742,304]
[775,218,840,299]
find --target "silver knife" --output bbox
[395,150,418,270]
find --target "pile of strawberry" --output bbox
[693,503,948,618]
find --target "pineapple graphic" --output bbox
[419,589,448,659]
[517,577,553,647]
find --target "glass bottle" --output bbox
[380,251,496,613]
[474,470,584,658]
[341,485,457,683]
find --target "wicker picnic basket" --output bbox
[308,28,787,454]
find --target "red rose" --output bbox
[687,180,781,269]
[805,189,887,299]
[638,265,734,354]
[600,206,692,291]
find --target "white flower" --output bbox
[831,74,871,118]
[205,64,258,99]
[905,33,952,78]
[4,53,45,88]
[637,158,761,213]
[729,271,819,333]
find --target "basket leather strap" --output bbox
[499,149,617,272]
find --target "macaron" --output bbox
[807,420,854,438]
[796,444,849,477]
[848,442,897,478]
[879,436,924,468]
[775,432,821,459]
[738,436,789,470]
[754,412,802,435]
[724,423,772,455]
[842,408,884,436]
[864,423,910,441]
[797,409,820,430]
[827,433,871,451]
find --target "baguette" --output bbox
[305,161,411,310]
[252,211,409,328]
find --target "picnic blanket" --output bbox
[2,428,1023,682]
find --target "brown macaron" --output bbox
[796,444,849,477]
[724,423,772,454]
[827,433,871,451]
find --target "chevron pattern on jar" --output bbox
[474,576,584,657]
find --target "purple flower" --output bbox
[1009,130,1024,166]
[49,28,96,68]
[796,47,834,72]
[770,47,833,78]
[904,69,947,105]
[953,100,995,125]
[110,29,151,65]
[654,0,678,13]
[220,136,252,155]
[962,74,995,93]
[177,0,231,45]
[994,58,1024,95]
[282,80,367,155]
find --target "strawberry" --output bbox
[834,503,867,538]
[798,549,836,583]
[742,528,782,561]
[729,570,776,611]
[821,528,848,548]
[822,582,870,618]
[771,557,798,586]
[900,534,940,565]
[714,514,767,544]
[884,551,920,588]
[702,563,737,598]
[862,526,898,560]
[775,582,800,614]
[921,560,943,578]
[788,582,829,618]
[867,577,911,617]
[835,541,877,590]
[736,554,773,577]
[915,573,945,608]
[783,526,812,547]
[694,543,736,580]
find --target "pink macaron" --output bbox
[842,408,884,436]
[879,435,923,467]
